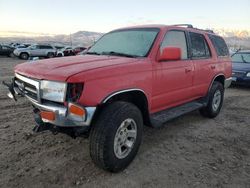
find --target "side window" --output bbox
[161,30,188,60]
[189,32,211,59]
[40,45,46,49]
[31,45,38,49]
[208,35,229,57]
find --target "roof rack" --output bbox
[173,24,214,33]
[173,24,193,28]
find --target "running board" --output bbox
[150,101,206,128]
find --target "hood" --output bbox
[15,55,139,81]
[232,62,250,72]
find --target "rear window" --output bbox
[208,35,229,57]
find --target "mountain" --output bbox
[0,28,250,49]
[212,29,250,50]
[0,31,103,47]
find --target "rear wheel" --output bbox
[20,53,29,60]
[200,81,224,118]
[89,101,143,172]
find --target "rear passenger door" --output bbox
[188,32,213,97]
[29,45,40,56]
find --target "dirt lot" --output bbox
[0,57,250,188]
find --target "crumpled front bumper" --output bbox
[3,74,96,128]
[30,99,96,127]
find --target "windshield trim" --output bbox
[88,27,160,58]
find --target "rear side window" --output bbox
[189,32,211,59]
[161,30,188,59]
[40,45,53,49]
[208,35,229,57]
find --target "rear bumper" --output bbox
[225,77,232,88]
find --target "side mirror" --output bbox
[158,47,181,61]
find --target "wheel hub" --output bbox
[114,118,137,159]
[212,90,221,111]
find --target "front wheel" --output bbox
[20,53,29,60]
[200,81,224,118]
[89,101,143,172]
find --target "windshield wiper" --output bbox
[241,55,250,63]
[101,51,138,58]
[86,51,101,55]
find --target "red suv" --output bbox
[4,24,232,172]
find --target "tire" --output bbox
[57,53,63,57]
[200,81,224,118]
[47,52,54,58]
[89,101,143,172]
[20,53,29,60]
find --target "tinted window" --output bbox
[189,32,211,58]
[161,30,188,59]
[30,45,38,49]
[209,35,229,57]
[40,45,52,49]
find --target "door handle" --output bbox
[211,65,216,69]
[185,68,192,73]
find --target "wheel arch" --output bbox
[100,89,151,126]
[208,74,225,92]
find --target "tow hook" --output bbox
[2,79,17,101]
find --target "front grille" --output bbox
[232,71,246,78]
[14,74,40,102]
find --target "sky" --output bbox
[0,0,249,36]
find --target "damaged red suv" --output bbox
[4,24,232,172]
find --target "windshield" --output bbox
[88,28,159,57]
[232,53,250,63]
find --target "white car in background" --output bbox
[13,44,57,59]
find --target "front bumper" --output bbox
[231,77,250,86]
[30,99,96,127]
[5,73,96,127]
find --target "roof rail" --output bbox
[173,24,214,33]
[173,24,193,28]
[204,29,214,33]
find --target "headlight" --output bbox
[41,80,67,102]
[246,72,250,77]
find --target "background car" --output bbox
[15,43,31,49]
[13,44,57,59]
[56,46,73,56]
[73,46,86,54]
[0,45,14,57]
[231,50,250,86]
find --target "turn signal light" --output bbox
[40,111,55,121]
[69,104,85,116]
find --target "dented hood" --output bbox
[15,55,139,81]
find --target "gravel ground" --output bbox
[0,57,250,188]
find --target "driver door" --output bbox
[151,30,194,112]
